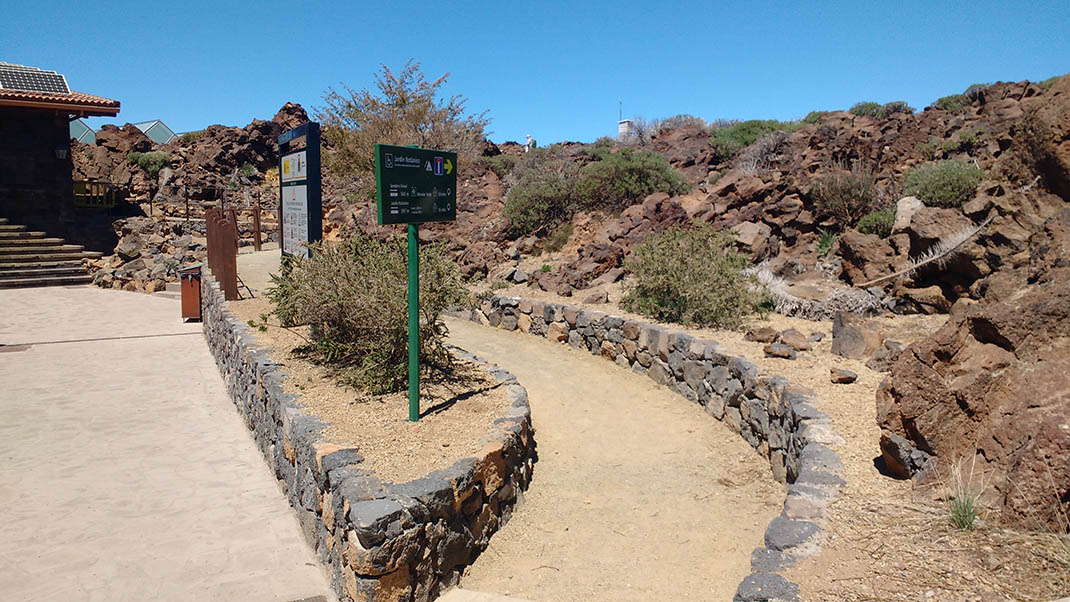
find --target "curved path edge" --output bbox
[452,295,849,602]
[200,274,538,602]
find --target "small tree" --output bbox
[317,60,490,200]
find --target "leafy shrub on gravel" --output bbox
[809,168,876,228]
[903,160,984,208]
[623,224,766,329]
[856,209,895,238]
[576,147,687,211]
[267,233,467,394]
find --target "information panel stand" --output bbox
[278,122,323,258]
[375,143,458,422]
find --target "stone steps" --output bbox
[0,218,96,288]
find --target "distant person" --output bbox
[525,134,537,153]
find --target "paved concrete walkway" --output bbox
[0,286,332,601]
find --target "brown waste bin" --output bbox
[179,264,202,322]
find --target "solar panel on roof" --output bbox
[0,63,70,94]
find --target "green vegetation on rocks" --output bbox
[623,224,766,329]
[903,160,984,208]
[126,151,171,177]
[709,119,802,159]
[856,209,895,238]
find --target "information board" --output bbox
[375,144,457,225]
[278,123,322,258]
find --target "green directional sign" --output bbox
[375,144,458,225]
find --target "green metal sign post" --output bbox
[375,144,458,422]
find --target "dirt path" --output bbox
[444,317,784,602]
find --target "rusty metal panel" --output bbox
[205,207,239,300]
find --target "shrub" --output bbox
[916,140,940,160]
[878,101,915,118]
[709,119,801,159]
[622,224,766,328]
[809,168,876,227]
[267,233,467,394]
[940,129,981,154]
[933,94,971,112]
[240,162,256,177]
[126,151,171,177]
[544,223,572,253]
[1038,75,1062,91]
[817,230,837,256]
[540,264,551,273]
[657,113,707,131]
[736,131,789,173]
[849,101,881,117]
[503,155,579,236]
[903,160,984,208]
[801,111,829,124]
[856,209,895,237]
[181,130,206,143]
[576,147,687,211]
[318,60,490,200]
[475,154,518,179]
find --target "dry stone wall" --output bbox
[455,295,847,602]
[200,275,537,602]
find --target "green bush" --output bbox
[576,147,687,211]
[240,162,256,177]
[940,129,981,154]
[709,119,801,159]
[181,130,206,143]
[1038,75,1062,91]
[932,94,969,112]
[475,154,518,179]
[856,209,895,237]
[809,169,876,228]
[267,233,467,394]
[622,224,766,329]
[801,111,829,124]
[916,140,940,160]
[878,101,915,118]
[849,102,881,117]
[126,151,171,177]
[903,160,984,208]
[503,156,579,236]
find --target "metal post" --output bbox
[408,223,420,422]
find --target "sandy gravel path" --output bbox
[444,317,784,602]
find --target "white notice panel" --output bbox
[281,184,309,258]
[281,150,308,183]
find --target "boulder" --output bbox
[838,230,897,286]
[865,340,904,373]
[891,196,924,233]
[830,312,881,359]
[876,209,1070,530]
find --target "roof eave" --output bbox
[0,98,120,117]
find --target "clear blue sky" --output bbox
[4,1,1068,144]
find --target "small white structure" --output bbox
[618,119,633,140]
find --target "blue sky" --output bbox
[4,1,1068,144]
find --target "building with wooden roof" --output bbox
[0,62,120,250]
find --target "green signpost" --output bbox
[375,144,458,421]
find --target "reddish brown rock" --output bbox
[877,209,1070,530]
